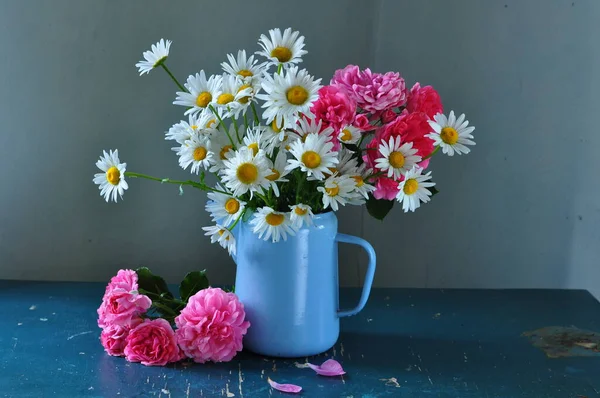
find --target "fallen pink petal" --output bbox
[267,377,302,393]
[307,359,346,376]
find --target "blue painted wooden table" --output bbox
[1,281,599,397]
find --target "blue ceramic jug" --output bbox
[233,211,376,358]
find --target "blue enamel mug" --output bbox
[233,211,376,357]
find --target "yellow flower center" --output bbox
[220,145,233,160]
[196,92,212,108]
[389,151,405,169]
[325,184,340,197]
[207,119,217,128]
[352,175,364,187]
[248,142,259,156]
[237,84,253,104]
[265,212,285,226]
[224,198,240,214]
[294,207,308,216]
[236,163,258,184]
[286,86,309,106]
[190,125,198,130]
[301,151,321,169]
[193,147,207,161]
[270,46,292,63]
[106,166,120,186]
[271,119,283,133]
[340,129,353,142]
[266,168,280,181]
[217,93,234,105]
[238,69,253,78]
[440,127,459,145]
[403,178,419,195]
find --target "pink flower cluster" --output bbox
[97,270,249,366]
[326,64,443,200]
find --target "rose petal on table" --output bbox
[267,377,302,393]
[307,359,346,376]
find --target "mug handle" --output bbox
[335,233,377,318]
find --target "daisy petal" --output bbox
[267,378,302,393]
[307,359,346,377]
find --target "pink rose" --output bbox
[373,176,400,200]
[100,320,141,357]
[406,83,443,119]
[175,287,250,363]
[105,269,138,293]
[331,65,407,113]
[97,284,151,329]
[123,319,180,366]
[353,114,372,131]
[310,86,356,133]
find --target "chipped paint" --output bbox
[238,363,244,397]
[523,326,600,358]
[67,331,93,340]
[380,377,401,387]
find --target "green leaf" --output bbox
[366,196,395,221]
[179,270,210,302]
[136,267,173,299]
[428,186,439,197]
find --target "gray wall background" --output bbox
[1,0,599,298]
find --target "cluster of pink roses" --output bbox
[97,269,250,366]
[309,64,443,201]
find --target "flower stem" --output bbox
[160,63,186,92]
[209,105,236,149]
[295,170,304,204]
[243,112,249,131]
[365,171,386,181]
[228,208,246,232]
[125,172,230,195]
[423,146,440,160]
[231,115,241,143]
[277,64,283,75]
[251,103,260,124]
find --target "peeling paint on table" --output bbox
[1,282,600,397]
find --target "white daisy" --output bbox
[375,136,422,180]
[205,186,246,227]
[396,166,436,212]
[250,207,297,242]
[221,147,271,197]
[135,39,171,75]
[202,224,236,256]
[215,74,253,119]
[243,127,269,156]
[294,117,334,143]
[317,175,357,211]
[348,164,376,200]
[173,71,222,116]
[265,150,290,197]
[209,125,238,173]
[338,125,361,145]
[289,204,313,228]
[93,149,129,203]
[256,28,307,68]
[221,49,265,81]
[336,147,359,175]
[173,133,214,174]
[165,113,217,145]
[427,111,476,156]
[264,118,293,145]
[257,66,321,128]
[286,133,338,180]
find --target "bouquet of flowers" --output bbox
[92,27,476,256]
